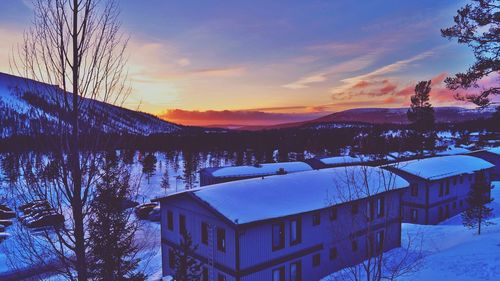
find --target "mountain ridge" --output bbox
[0,72,182,138]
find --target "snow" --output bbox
[192,166,409,224]
[388,155,494,180]
[210,161,313,178]
[318,155,368,165]
[487,146,500,155]
[435,146,471,156]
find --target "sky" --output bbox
[0,0,493,126]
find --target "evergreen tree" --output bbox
[172,231,202,281]
[161,168,170,191]
[407,80,436,152]
[462,180,494,235]
[141,153,157,184]
[441,0,499,107]
[88,159,145,281]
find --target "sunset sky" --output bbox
[0,0,493,126]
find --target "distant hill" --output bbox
[0,72,181,138]
[235,107,495,131]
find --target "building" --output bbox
[384,155,495,225]
[305,155,391,169]
[467,147,499,180]
[199,162,313,186]
[154,166,409,281]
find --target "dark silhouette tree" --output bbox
[161,167,171,191]
[462,180,494,235]
[141,153,157,184]
[172,231,202,281]
[441,0,499,107]
[88,156,145,280]
[407,80,436,152]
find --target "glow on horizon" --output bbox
[0,0,495,126]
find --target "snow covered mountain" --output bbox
[0,72,181,138]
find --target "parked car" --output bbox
[0,204,12,212]
[134,202,158,219]
[0,209,15,219]
[148,206,161,222]
[0,232,12,242]
[0,220,13,227]
[23,202,51,215]
[121,199,139,210]
[19,200,48,212]
[27,213,64,228]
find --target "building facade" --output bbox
[384,155,495,225]
[155,166,409,281]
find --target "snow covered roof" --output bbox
[318,155,368,165]
[189,166,409,224]
[208,162,313,178]
[435,146,471,156]
[388,155,494,181]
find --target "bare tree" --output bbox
[7,0,131,280]
[325,165,424,281]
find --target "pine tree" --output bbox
[461,180,494,235]
[172,231,202,281]
[161,168,170,191]
[407,80,436,152]
[141,153,157,184]
[88,158,145,281]
[441,0,499,107]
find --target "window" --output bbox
[290,261,302,281]
[453,177,457,185]
[460,200,463,207]
[202,267,208,281]
[445,184,450,195]
[217,227,226,252]
[411,209,418,222]
[445,205,450,217]
[168,248,175,268]
[272,222,285,251]
[376,231,384,252]
[460,176,464,184]
[438,206,443,220]
[312,253,321,267]
[312,212,321,226]
[439,184,444,197]
[272,267,285,281]
[352,203,358,214]
[218,273,226,281]
[367,200,373,221]
[329,247,337,260]
[453,201,457,209]
[410,184,418,196]
[352,240,358,252]
[201,222,209,245]
[469,174,473,182]
[329,207,337,220]
[376,197,385,218]
[290,218,302,245]
[179,214,186,234]
[167,210,174,231]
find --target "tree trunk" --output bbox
[72,0,87,280]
